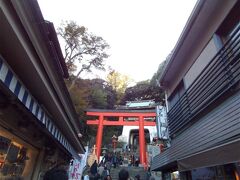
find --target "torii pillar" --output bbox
[95,115,104,158]
[139,115,146,164]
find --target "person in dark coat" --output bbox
[43,164,68,180]
[104,175,112,180]
[90,160,98,176]
[118,168,129,180]
[145,167,151,180]
[135,174,140,180]
[102,166,109,180]
[112,153,117,168]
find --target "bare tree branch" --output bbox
[57,21,110,89]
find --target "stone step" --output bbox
[110,166,147,180]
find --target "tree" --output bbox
[87,78,117,109]
[121,80,151,103]
[90,89,107,109]
[65,77,119,145]
[65,78,90,144]
[121,80,164,104]
[121,59,168,104]
[106,70,132,104]
[58,21,110,89]
[150,52,172,87]
[150,59,168,87]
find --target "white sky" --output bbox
[38,0,197,82]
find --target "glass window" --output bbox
[191,164,237,180]
[0,136,28,178]
[191,167,216,180]
[0,130,39,179]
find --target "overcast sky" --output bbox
[38,0,197,83]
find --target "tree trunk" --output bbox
[69,63,92,90]
[69,68,84,90]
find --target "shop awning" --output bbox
[0,56,80,161]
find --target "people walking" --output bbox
[102,166,109,180]
[105,160,111,173]
[112,153,117,168]
[43,163,68,180]
[90,160,98,178]
[98,163,105,179]
[144,168,151,180]
[135,174,140,180]
[118,168,129,180]
[104,175,112,180]
[84,173,90,180]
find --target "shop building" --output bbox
[151,0,240,179]
[0,0,85,179]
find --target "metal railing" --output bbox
[168,25,240,137]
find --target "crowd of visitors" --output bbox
[84,159,155,180]
[86,152,121,180]
[83,149,154,180]
[127,154,140,167]
[101,152,123,168]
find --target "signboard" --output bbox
[69,146,88,180]
[155,106,168,140]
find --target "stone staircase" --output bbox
[110,166,147,180]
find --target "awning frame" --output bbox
[0,55,80,161]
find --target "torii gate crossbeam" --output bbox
[86,109,156,166]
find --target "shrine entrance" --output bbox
[86,109,156,166]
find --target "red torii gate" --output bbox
[86,109,156,166]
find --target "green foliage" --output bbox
[101,126,123,148]
[65,78,90,144]
[66,77,119,145]
[121,60,168,104]
[106,70,132,104]
[87,78,117,109]
[121,80,164,104]
[150,52,171,87]
[150,59,168,87]
[90,89,107,109]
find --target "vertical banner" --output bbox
[155,106,168,140]
[69,146,89,180]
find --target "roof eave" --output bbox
[10,0,85,153]
[159,0,204,87]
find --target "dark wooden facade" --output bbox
[151,0,240,173]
